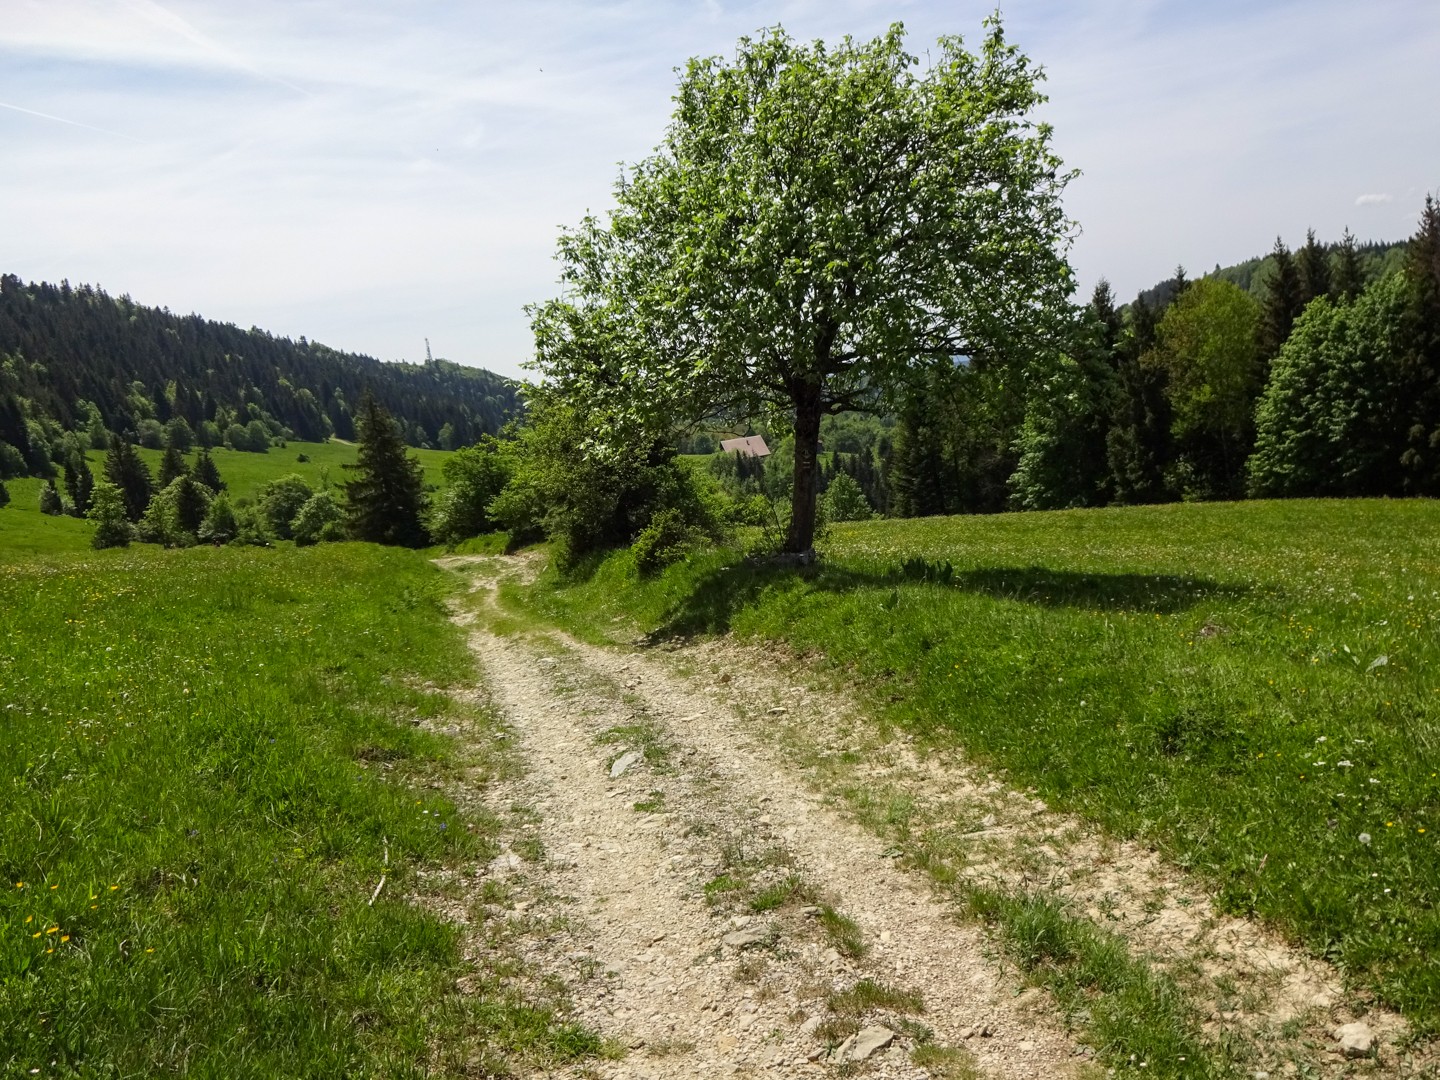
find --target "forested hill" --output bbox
[1135,237,1407,312]
[0,274,521,453]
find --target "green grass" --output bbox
[120,439,454,503]
[516,498,1440,1031]
[0,479,94,555]
[0,542,596,1076]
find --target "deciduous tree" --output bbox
[530,19,1075,553]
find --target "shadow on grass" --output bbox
[647,558,1248,641]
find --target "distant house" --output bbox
[719,435,770,458]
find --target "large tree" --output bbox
[530,19,1075,553]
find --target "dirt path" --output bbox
[437,554,1428,1079]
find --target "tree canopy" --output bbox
[530,18,1076,552]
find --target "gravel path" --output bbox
[437,554,1430,1079]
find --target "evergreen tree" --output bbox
[193,448,225,492]
[63,453,94,516]
[343,393,428,546]
[1399,194,1440,493]
[158,444,189,487]
[1105,296,1172,504]
[173,475,209,536]
[103,438,153,521]
[1332,228,1365,301]
[1260,238,1304,361]
[39,479,65,515]
[87,480,133,549]
[1297,228,1331,305]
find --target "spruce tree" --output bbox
[173,475,209,536]
[1400,194,1440,493]
[1297,228,1331,305]
[1332,228,1365,301]
[103,439,154,522]
[343,392,428,546]
[39,480,65,516]
[158,444,189,487]
[1260,238,1304,361]
[64,453,95,516]
[87,480,133,549]
[193,448,226,492]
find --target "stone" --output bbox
[980,813,997,829]
[737,1013,759,1031]
[1335,1021,1374,1058]
[487,851,523,875]
[610,750,643,779]
[799,1016,822,1036]
[847,1026,894,1062]
[723,927,770,949]
[767,706,788,715]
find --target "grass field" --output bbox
[121,439,455,503]
[0,541,595,1076]
[516,498,1440,1032]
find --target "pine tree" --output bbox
[1297,228,1331,305]
[87,480,133,549]
[193,448,225,492]
[1332,228,1365,302]
[343,392,428,546]
[64,453,95,517]
[158,444,189,487]
[103,439,154,522]
[39,480,65,516]
[1260,238,1304,361]
[173,475,209,536]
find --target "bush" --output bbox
[0,479,9,508]
[137,418,165,449]
[165,417,195,452]
[632,507,706,576]
[87,481,133,549]
[820,472,874,522]
[199,493,238,544]
[429,436,512,546]
[137,476,212,547]
[291,490,344,546]
[259,474,314,540]
[0,441,25,479]
[490,396,725,571]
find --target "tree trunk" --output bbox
[785,385,823,554]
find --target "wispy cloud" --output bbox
[1355,193,1394,206]
[0,100,140,141]
[1,0,1437,376]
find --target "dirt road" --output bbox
[437,555,1423,1079]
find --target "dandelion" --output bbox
[60,935,69,943]
[1359,833,1372,845]
[24,915,32,924]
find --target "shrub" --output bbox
[87,480,133,549]
[490,395,725,570]
[137,476,212,547]
[291,490,344,546]
[0,441,25,479]
[259,474,314,540]
[632,507,706,576]
[820,472,874,522]
[137,418,165,449]
[199,493,238,544]
[165,417,195,452]
[429,436,512,546]
[0,479,9,508]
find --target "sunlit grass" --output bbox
[520,498,1440,1032]
[0,542,594,1075]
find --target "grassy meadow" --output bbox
[0,540,595,1076]
[517,498,1440,1031]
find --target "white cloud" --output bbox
[1,0,1438,377]
[1355,193,1394,206]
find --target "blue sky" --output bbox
[2,0,1437,379]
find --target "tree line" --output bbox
[0,274,520,481]
[36,393,431,551]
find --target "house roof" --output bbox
[719,435,771,457]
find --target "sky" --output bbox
[3,1,1438,380]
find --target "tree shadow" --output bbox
[646,556,1249,641]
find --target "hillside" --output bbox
[1134,236,1408,310]
[0,274,522,462]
